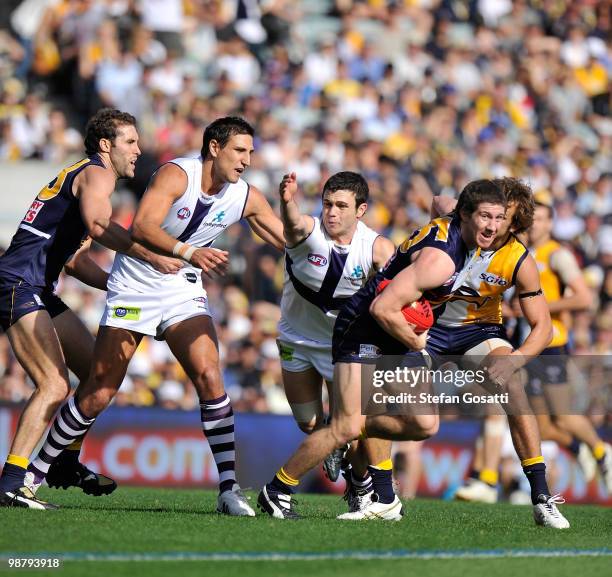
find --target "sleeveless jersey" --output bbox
[534,240,568,347]
[436,234,529,327]
[340,215,478,324]
[109,156,249,290]
[0,155,105,289]
[279,218,379,344]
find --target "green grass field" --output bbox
[1,488,610,577]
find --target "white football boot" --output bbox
[454,479,498,504]
[217,485,255,517]
[533,494,570,529]
[337,493,403,521]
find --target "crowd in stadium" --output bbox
[0,0,610,416]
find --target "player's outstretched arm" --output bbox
[77,165,183,274]
[372,236,395,271]
[370,247,455,350]
[514,254,553,359]
[244,185,285,251]
[64,237,109,291]
[131,163,228,276]
[278,172,314,247]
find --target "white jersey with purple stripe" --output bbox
[279,218,379,345]
[109,156,249,291]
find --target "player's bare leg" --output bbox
[259,362,435,519]
[165,315,254,516]
[485,347,569,528]
[0,311,69,509]
[26,326,141,495]
[29,309,118,496]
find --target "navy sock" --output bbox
[523,462,550,505]
[567,438,581,456]
[270,475,294,495]
[469,468,480,481]
[0,463,27,493]
[367,465,394,504]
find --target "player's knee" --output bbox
[78,374,116,416]
[297,421,316,435]
[41,376,71,407]
[331,418,362,445]
[412,414,439,440]
[289,401,323,434]
[193,366,223,396]
[552,415,570,429]
[77,388,109,417]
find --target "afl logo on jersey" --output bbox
[308,253,328,267]
[177,207,191,220]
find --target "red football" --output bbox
[376,279,434,335]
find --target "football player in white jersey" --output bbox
[27,117,285,516]
[276,171,394,511]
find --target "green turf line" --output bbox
[2,550,611,562]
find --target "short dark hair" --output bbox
[201,116,254,157]
[494,177,535,234]
[322,171,369,207]
[455,179,506,217]
[84,108,137,156]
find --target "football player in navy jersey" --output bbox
[0,108,182,509]
[258,179,508,520]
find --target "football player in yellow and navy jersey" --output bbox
[0,109,182,510]
[435,179,570,528]
[523,193,612,493]
[258,179,509,520]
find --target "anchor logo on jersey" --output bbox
[177,207,191,220]
[344,265,367,285]
[350,265,365,279]
[211,211,226,223]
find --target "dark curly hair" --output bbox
[201,116,254,158]
[455,179,506,217]
[493,177,535,234]
[84,108,137,156]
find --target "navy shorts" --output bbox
[425,323,510,356]
[525,346,569,396]
[0,278,69,331]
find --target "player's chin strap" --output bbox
[518,289,543,299]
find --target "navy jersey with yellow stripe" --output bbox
[435,234,529,327]
[0,155,104,289]
[337,215,471,329]
[386,214,472,306]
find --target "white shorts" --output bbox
[277,336,333,383]
[101,271,211,339]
